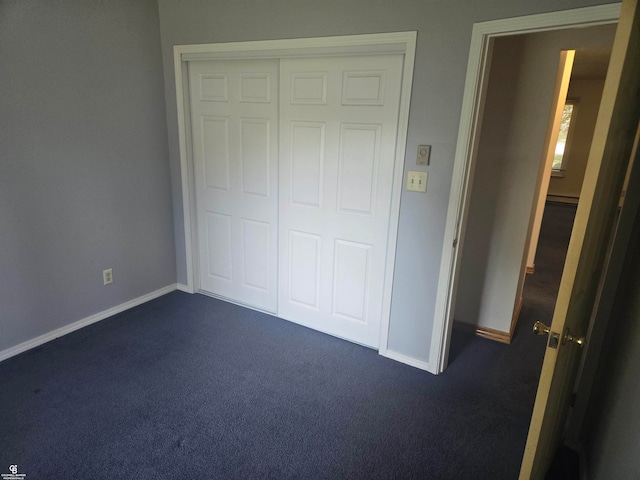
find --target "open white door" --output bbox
[520,0,640,476]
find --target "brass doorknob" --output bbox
[564,328,585,347]
[533,321,550,336]
[533,321,585,349]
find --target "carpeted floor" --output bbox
[0,203,576,479]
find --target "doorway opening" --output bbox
[433,1,639,475]
[428,5,621,375]
[451,26,615,355]
[432,18,615,374]
[446,20,616,478]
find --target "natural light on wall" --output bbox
[552,102,576,175]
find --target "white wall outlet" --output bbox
[103,268,113,285]
[417,145,431,165]
[407,171,428,192]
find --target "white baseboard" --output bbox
[382,349,430,372]
[0,284,178,363]
[177,283,193,293]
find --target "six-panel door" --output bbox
[189,54,404,348]
[278,55,403,348]
[189,59,279,313]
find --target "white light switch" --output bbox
[407,171,428,192]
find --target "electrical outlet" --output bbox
[103,268,113,285]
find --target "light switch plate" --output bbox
[417,145,431,165]
[407,171,428,192]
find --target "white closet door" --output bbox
[278,55,404,348]
[189,59,279,312]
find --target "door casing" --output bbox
[174,32,416,357]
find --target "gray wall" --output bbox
[157,0,617,363]
[0,0,176,353]
[455,25,615,333]
[455,35,527,332]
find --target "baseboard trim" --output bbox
[510,296,523,339]
[0,284,178,363]
[546,194,579,205]
[453,297,522,345]
[526,265,535,274]
[177,283,192,293]
[382,349,430,372]
[454,321,512,344]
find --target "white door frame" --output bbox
[429,4,620,375]
[174,32,417,355]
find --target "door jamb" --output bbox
[173,32,417,356]
[429,4,621,375]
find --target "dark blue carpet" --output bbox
[0,203,575,479]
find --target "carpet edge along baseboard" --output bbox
[0,284,178,363]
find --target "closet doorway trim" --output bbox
[174,32,417,356]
